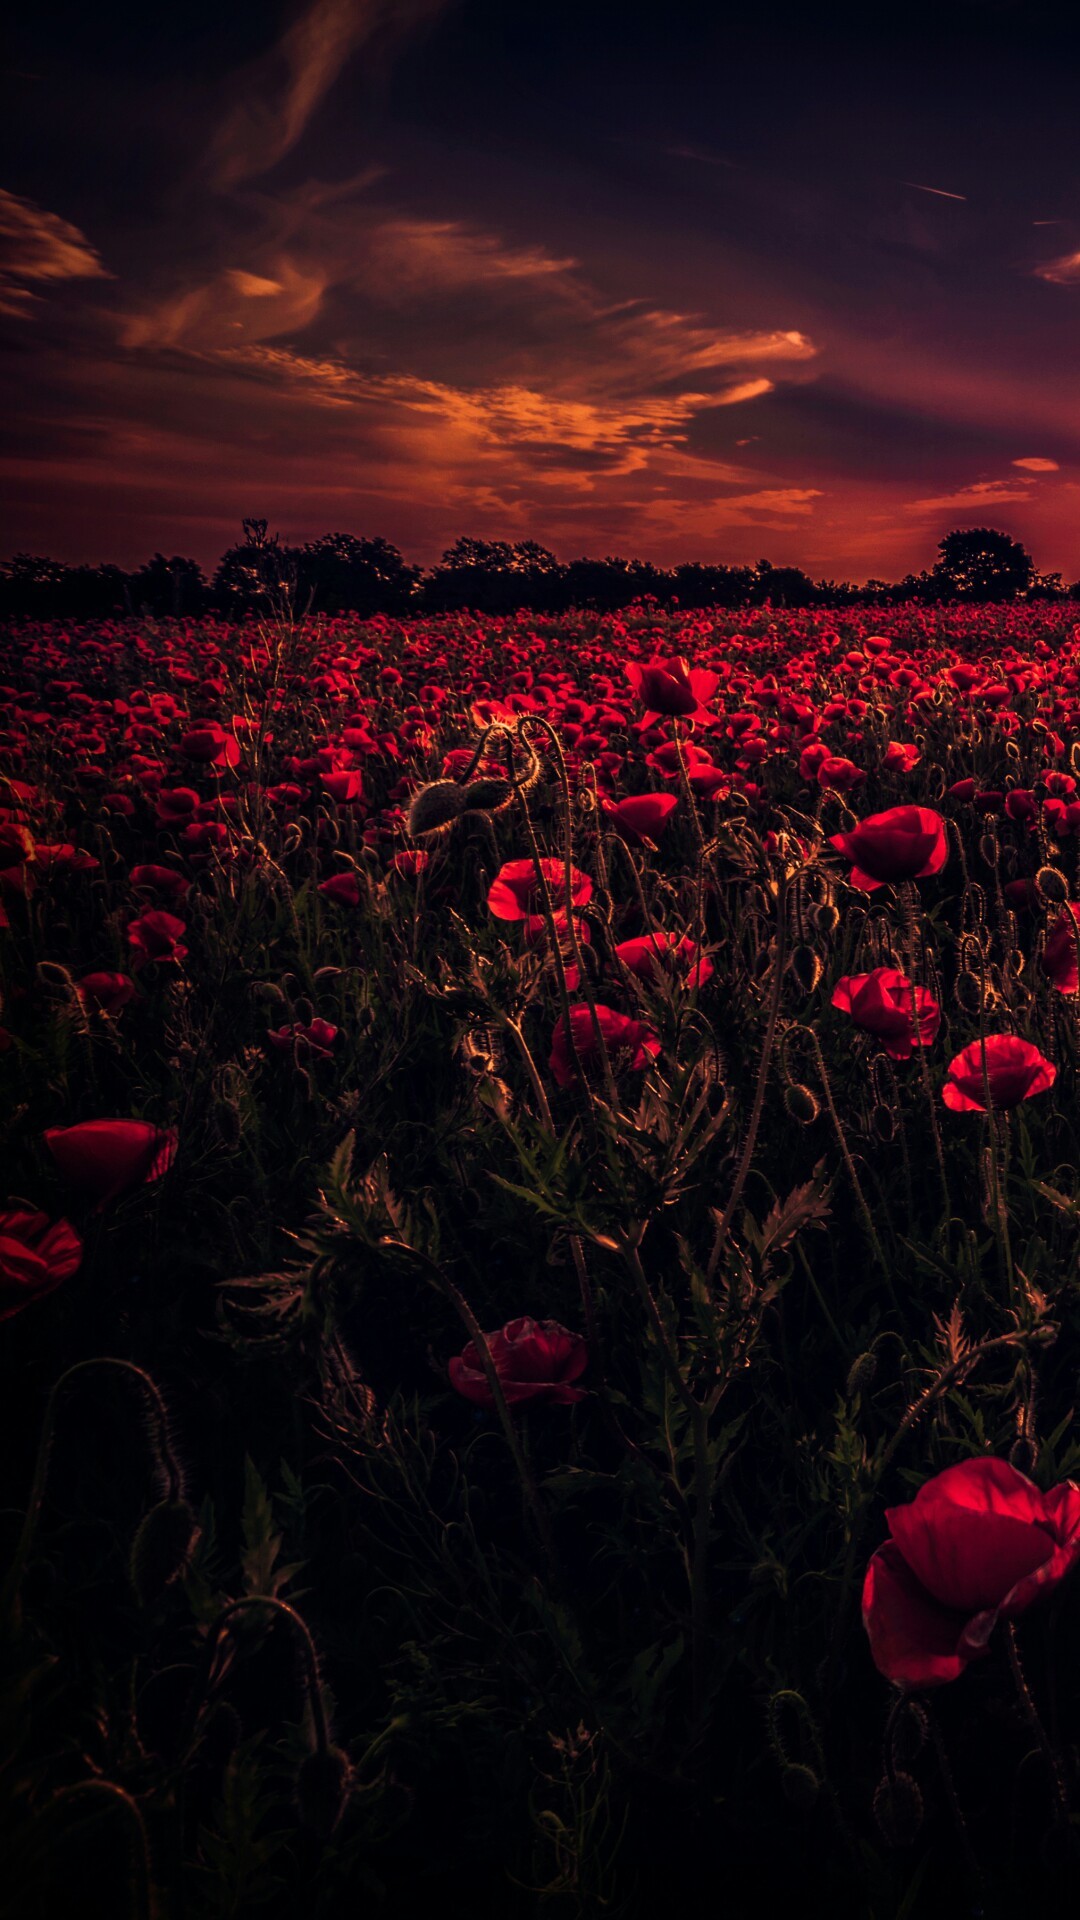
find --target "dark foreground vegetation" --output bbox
[6,601,1080,1916]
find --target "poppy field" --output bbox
[7,600,1080,1915]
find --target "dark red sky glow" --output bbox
[4,0,1080,580]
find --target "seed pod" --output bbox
[129,1499,202,1605]
[784,1083,820,1125]
[406,781,467,837]
[873,1771,923,1849]
[295,1744,354,1839]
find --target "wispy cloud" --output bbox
[1034,248,1080,285]
[903,478,1035,514]
[901,182,967,201]
[208,0,451,188]
[0,188,111,316]
[1013,456,1059,472]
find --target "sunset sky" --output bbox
[4,0,1080,580]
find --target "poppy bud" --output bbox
[129,1498,201,1605]
[784,1083,820,1125]
[873,1772,923,1849]
[1036,865,1069,904]
[406,781,467,837]
[845,1351,877,1397]
[808,902,840,936]
[463,778,513,814]
[780,1763,820,1810]
[295,1744,353,1839]
[788,945,823,994]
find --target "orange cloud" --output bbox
[121,257,327,350]
[0,188,110,316]
[1013,456,1059,472]
[1034,249,1080,285]
[903,479,1035,514]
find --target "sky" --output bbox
[3,0,1080,581]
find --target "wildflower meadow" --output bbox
[6,600,1080,1915]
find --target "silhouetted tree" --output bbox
[296,534,420,615]
[212,520,302,612]
[0,555,129,618]
[750,559,816,607]
[129,554,207,617]
[671,562,757,608]
[932,528,1034,601]
[424,539,565,612]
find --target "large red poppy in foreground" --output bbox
[863,1458,1080,1688]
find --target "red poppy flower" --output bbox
[615,933,714,989]
[1043,903,1080,994]
[44,1120,177,1202]
[863,1458,1080,1689]
[322,770,364,804]
[816,755,865,793]
[942,1035,1056,1112]
[179,723,240,769]
[127,910,188,968]
[75,971,138,1015]
[267,1018,339,1059]
[318,873,363,907]
[487,858,592,921]
[0,1208,83,1322]
[599,792,678,847]
[449,1316,588,1407]
[829,805,948,891]
[831,969,940,1059]
[549,1003,661,1089]
[130,864,191,900]
[883,741,921,774]
[626,657,719,720]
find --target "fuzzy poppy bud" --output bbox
[406,781,467,837]
[295,1744,354,1839]
[953,968,985,1015]
[129,1498,201,1605]
[808,902,840,937]
[784,1083,820,1125]
[873,1772,923,1849]
[1009,1434,1038,1476]
[1036,865,1069,905]
[788,945,823,994]
[780,1763,820,1809]
[846,1351,877,1398]
[463,778,513,813]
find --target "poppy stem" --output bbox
[401,1243,562,1586]
[45,1780,154,1920]
[800,1024,888,1275]
[705,872,787,1287]
[927,1706,986,1897]
[1005,1620,1074,1834]
[900,883,950,1218]
[618,1234,712,1731]
[2,1357,181,1629]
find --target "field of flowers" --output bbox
[6,601,1080,1915]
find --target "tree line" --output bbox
[1,522,1073,619]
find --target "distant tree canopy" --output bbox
[1,522,1073,619]
[932,528,1036,601]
